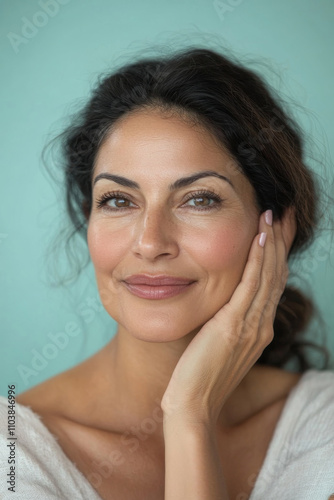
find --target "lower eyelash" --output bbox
[95,190,223,211]
[183,190,223,211]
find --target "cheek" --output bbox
[87,222,128,271]
[192,220,256,276]
[190,219,258,313]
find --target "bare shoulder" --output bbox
[16,344,105,416]
[15,363,105,459]
[253,364,303,384]
[15,363,165,500]
[16,361,87,417]
[249,365,303,410]
[233,364,303,422]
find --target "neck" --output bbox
[95,324,256,440]
[109,324,199,413]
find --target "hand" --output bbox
[161,206,297,426]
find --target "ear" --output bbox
[281,205,297,255]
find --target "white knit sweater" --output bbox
[1,369,334,499]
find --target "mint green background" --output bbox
[1,0,334,396]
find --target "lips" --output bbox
[122,275,196,300]
[123,275,195,286]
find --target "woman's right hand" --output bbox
[161,206,297,425]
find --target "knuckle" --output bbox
[281,261,289,276]
[265,271,276,288]
[246,277,260,294]
[254,252,263,266]
[262,301,273,319]
[266,326,274,343]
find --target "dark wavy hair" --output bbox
[44,46,331,372]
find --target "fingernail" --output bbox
[265,209,273,226]
[259,232,267,247]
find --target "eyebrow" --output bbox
[92,170,235,191]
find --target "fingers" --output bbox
[244,210,278,333]
[248,209,289,337]
[259,214,288,327]
[225,218,266,317]
[226,208,290,348]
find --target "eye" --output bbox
[95,189,224,212]
[182,190,224,211]
[95,190,135,211]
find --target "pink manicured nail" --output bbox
[259,232,267,247]
[265,209,273,226]
[264,209,273,226]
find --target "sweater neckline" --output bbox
[2,369,315,499]
[0,394,103,499]
[249,369,315,499]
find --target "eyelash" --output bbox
[95,189,224,212]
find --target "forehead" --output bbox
[94,109,235,170]
[92,109,252,198]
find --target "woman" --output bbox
[1,47,334,499]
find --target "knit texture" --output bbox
[250,369,334,499]
[0,393,101,499]
[1,369,334,499]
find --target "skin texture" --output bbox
[88,110,260,345]
[161,207,293,423]
[16,108,300,499]
[85,108,296,432]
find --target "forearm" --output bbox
[163,416,230,500]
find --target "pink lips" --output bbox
[122,275,196,299]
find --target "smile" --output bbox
[122,282,196,299]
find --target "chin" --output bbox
[118,313,202,343]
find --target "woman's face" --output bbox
[87,109,260,341]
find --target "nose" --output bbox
[131,205,179,261]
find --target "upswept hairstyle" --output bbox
[45,46,330,372]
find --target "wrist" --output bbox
[162,399,217,425]
[162,410,216,435]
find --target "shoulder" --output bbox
[287,369,334,438]
[270,368,334,462]
[288,368,334,415]
[15,346,105,419]
[245,365,304,413]
[16,366,81,417]
[0,392,59,447]
[15,350,113,425]
[252,370,334,498]
[0,393,60,496]
[0,394,101,499]
[0,393,40,435]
